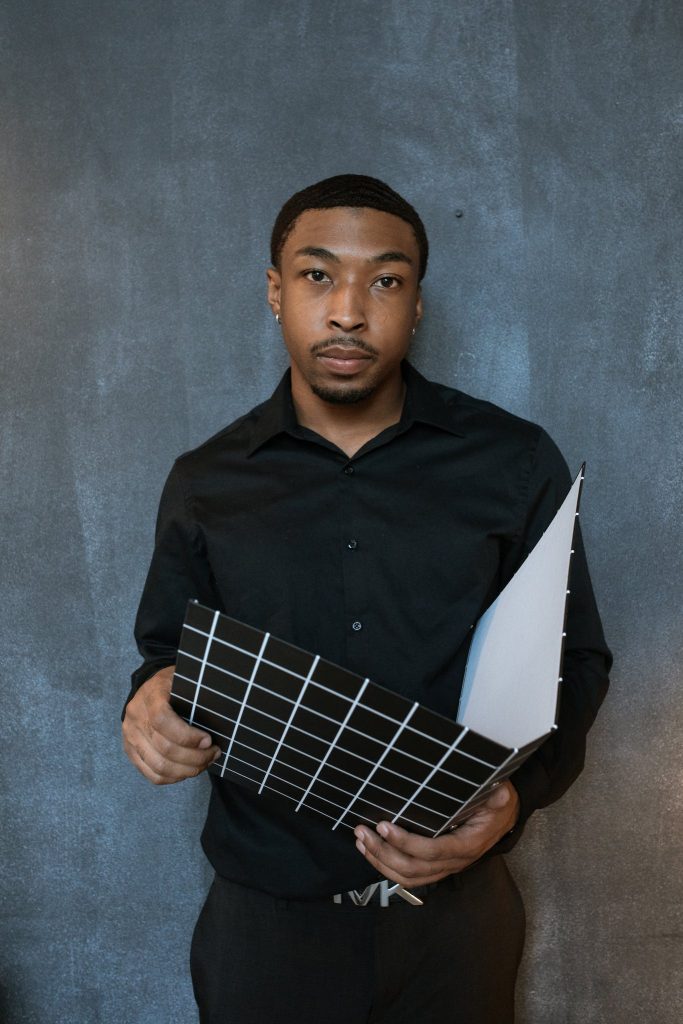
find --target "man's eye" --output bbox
[305,270,329,283]
[376,276,399,289]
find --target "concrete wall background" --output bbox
[1,1,681,1021]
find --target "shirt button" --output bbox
[352,621,362,631]
[347,539,358,550]
[343,464,355,475]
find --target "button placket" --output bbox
[339,458,366,651]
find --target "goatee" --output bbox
[310,382,377,404]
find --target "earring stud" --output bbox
[275,314,281,324]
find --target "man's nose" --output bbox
[327,284,367,333]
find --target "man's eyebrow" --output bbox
[369,250,414,266]
[294,246,340,263]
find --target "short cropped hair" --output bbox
[270,174,429,281]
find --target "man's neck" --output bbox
[290,368,406,459]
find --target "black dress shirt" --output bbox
[128,361,611,898]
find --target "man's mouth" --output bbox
[315,345,375,375]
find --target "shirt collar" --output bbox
[245,369,300,456]
[245,360,465,457]
[399,361,466,438]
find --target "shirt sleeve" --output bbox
[122,461,222,718]
[492,429,612,852]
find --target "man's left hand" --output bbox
[354,781,520,887]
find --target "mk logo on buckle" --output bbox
[333,880,424,907]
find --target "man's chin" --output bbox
[310,381,377,405]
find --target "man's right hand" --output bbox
[122,665,221,785]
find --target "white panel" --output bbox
[457,468,583,749]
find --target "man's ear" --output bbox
[415,286,423,328]
[266,267,281,318]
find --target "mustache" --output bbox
[310,336,379,357]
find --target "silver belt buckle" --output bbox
[333,879,424,907]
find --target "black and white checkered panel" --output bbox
[170,602,535,836]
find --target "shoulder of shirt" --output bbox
[417,372,570,481]
[169,396,273,472]
[427,375,548,444]
[425,377,571,500]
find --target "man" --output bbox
[122,174,610,1023]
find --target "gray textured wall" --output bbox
[1,1,681,1021]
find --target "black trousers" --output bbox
[190,855,525,1024]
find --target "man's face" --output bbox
[267,207,423,404]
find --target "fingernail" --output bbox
[354,827,365,841]
[377,822,389,837]
[356,840,366,855]
[198,735,211,748]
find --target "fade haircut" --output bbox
[270,174,429,281]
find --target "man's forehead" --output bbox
[282,206,420,259]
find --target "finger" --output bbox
[355,836,450,887]
[125,670,215,751]
[125,721,221,780]
[125,698,210,751]
[354,825,444,881]
[355,820,484,873]
[145,725,223,770]
[359,821,457,862]
[144,697,216,750]
[135,740,212,783]
[125,737,177,786]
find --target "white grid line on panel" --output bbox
[188,610,220,725]
[296,679,370,812]
[391,726,469,825]
[220,631,270,779]
[259,655,319,794]
[332,703,419,830]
